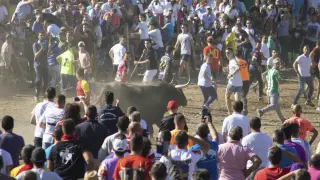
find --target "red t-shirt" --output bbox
[284,117,314,140]
[312,47,320,64]
[203,45,221,71]
[254,167,290,180]
[113,154,153,180]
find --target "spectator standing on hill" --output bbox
[0,116,25,168]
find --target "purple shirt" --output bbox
[97,157,120,180]
[308,167,320,180]
[0,133,25,167]
[284,141,306,162]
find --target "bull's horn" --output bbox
[175,73,190,88]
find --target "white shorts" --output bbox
[143,69,157,83]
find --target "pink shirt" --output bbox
[115,60,128,82]
[218,140,256,180]
[308,166,320,180]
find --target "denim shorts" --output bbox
[226,83,242,93]
[181,54,191,62]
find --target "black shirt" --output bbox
[290,28,306,50]
[159,113,188,132]
[75,119,108,159]
[146,49,158,70]
[49,139,87,180]
[98,104,125,136]
[236,29,251,49]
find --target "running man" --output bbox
[257,58,285,122]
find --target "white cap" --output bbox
[112,138,128,152]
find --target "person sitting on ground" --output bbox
[48,119,94,179]
[242,117,273,178]
[254,146,290,180]
[188,113,219,180]
[0,115,25,168]
[159,100,188,132]
[151,162,167,180]
[0,156,15,180]
[10,145,35,178]
[113,133,153,180]
[98,91,125,136]
[160,130,210,179]
[218,126,262,180]
[98,133,128,180]
[75,105,107,159]
[222,100,250,142]
[129,111,149,137]
[16,147,62,180]
[284,104,318,145]
[169,113,193,148]
[98,116,130,161]
[281,123,307,163]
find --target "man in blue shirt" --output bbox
[188,114,219,180]
[197,54,217,110]
[162,16,174,46]
[33,32,49,102]
[47,37,62,88]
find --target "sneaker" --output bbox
[256,109,263,117]
[305,101,315,107]
[291,104,296,109]
[316,106,320,111]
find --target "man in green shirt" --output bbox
[257,58,285,122]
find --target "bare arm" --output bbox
[278,169,302,180]
[206,115,218,142]
[245,155,262,177]
[48,160,54,171]
[188,135,210,154]
[310,128,318,145]
[280,148,307,167]
[83,151,95,171]
[293,60,300,76]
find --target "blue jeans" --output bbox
[294,76,314,104]
[199,86,217,107]
[262,92,285,122]
[34,66,49,98]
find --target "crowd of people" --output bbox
[0,0,320,179]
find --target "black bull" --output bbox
[93,81,187,136]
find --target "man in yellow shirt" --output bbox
[76,68,90,106]
[57,45,76,94]
[170,113,193,149]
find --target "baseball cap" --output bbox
[31,147,46,163]
[273,58,280,64]
[167,100,178,110]
[112,138,128,152]
[78,41,85,47]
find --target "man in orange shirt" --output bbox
[235,49,250,115]
[284,105,318,145]
[203,36,221,79]
[170,113,193,148]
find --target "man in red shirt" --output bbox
[113,133,153,180]
[203,36,221,79]
[254,146,290,180]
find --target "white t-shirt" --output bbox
[295,54,312,77]
[110,43,126,65]
[40,106,65,144]
[222,112,250,137]
[243,27,256,51]
[224,5,239,19]
[47,24,60,37]
[138,21,149,40]
[261,43,270,65]
[0,148,13,175]
[0,6,8,23]
[228,59,243,86]
[160,149,203,180]
[242,132,272,168]
[31,101,55,138]
[148,29,164,49]
[176,33,193,55]
[305,22,320,42]
[16,168,62,180]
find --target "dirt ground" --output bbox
[0,69,320,151]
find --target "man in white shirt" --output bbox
[30,88,56,148]
[159,131,210,180]
[174,24,195,81]
[109,36,126,78]
[225,48,242,115]
[101,0,122,17]
[242,117,272,178]
[222,101,250,142]
[224,0,239,22]
[16,148,62,180]
[39,95,65,149]
[148,22,165,61]
[293,45,314,106]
